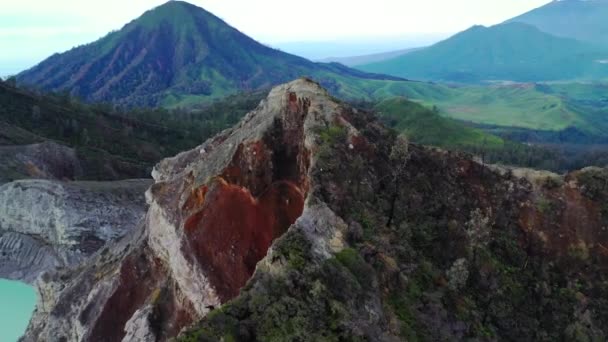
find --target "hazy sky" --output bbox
[1,0,551,75]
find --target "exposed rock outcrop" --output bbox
[0,141,82,184]
[21,78,349,341]
[21,79,608,341]
[0,179,150,283]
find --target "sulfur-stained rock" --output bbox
[20,78,608,342]
[21,78,345,341]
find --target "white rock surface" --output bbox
[0,178,150,282]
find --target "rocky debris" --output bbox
[20,79,608,341]
[0,141,82,184]
[0,179,151,283]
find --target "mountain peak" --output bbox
[148,0,209,16]
[158,0,196,8]
[17,1,393,108]
[133,0,217,30]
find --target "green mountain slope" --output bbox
[369,96,583,172]
[373,97,503,148]
[359,22,608,83]
[420,84,583,130]
[507,0,608,46]
[0,79,268,180]
[16,1,402,108]
[369,81,607,135]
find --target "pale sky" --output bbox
[0,0,551,75]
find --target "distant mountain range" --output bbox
[359,22,608,83]
[507,0,608,46]
[12,0,608,161]
[16,1,403,107]
[318,47,423,67]
[357,0,608,83]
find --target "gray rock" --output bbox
[0,141,82,184]
[0,178,151,283]
[21,79,378,341]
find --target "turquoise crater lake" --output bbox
[0,280,36,342]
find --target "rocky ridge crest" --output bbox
[22,79,608,341]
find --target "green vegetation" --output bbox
[359,22,608,83]
[373,97,503,148]
[0,80,264,180]
[16,1,403,108]
[346,80,608,138]
[419,84,580,131]
[14,0,608,155]
[317,125,348,146]
[315,116,608,340]
[575,167,608,201]
[366,96,596,172]
[181,108,608,340]
[179,231,374,342]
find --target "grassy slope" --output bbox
[358,22,608,83]
[369,87,608,172]
[373,97,503,148]
[420,84,580,131]
[338,80,582,131]
[368,97,571,172]
[363,81,608,137]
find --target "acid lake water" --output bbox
[0,279,36,342]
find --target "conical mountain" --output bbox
[17,1,398,107]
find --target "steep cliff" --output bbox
[0,179,150,283]
[22,79,608,341]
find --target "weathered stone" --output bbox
[0,179,150,282]
[0,141,82,184]
[22,78,340,341]
[21,78,608,342]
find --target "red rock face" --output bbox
[84,248,196,342]
[185,179,304,300]
[182,92,312,301]
[87,251,164,342]
[518,180,608,260]
[149,284,197,340]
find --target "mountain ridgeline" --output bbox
[19,79,608,342]
[507,0,608,46]
[16,1,401,108]
[359,22,608,83]
[0,78,268,182]
[6,0,608,340]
